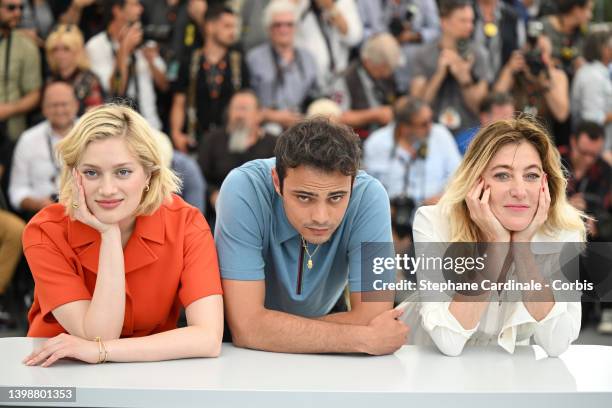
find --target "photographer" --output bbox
[293,0,363,94]
[410,0,492,136]
[383,0,440,93]
[494,28,569,131]
[560,121,611,242]
[472,0,525,78]
[363,96,461,233]
[0,0,42,144]
[559,121,612,334]
[85,0,166,130]
[540,0,593,78]
[571,30,612,161]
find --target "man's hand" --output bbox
[360,308,409,355]
[0,103,15,121]
[73,0,95,7]
[374,106,393,125]
[449,53,475,86]
[436,49,455,74]
[119,23,143,56]
[142,42,160,64]
[506,51,526,74]
[188,0,207,26]
[172,131,196,153]
[315,0,335,10]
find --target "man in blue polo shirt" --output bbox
[215,119,409,354]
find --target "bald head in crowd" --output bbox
[42,81,79,135]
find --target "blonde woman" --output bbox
[22,105,223,367]
[46,24,104,114]
[399,116,586,357]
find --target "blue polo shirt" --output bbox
[215,158,394,317]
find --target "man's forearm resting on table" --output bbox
[230,307,373,354]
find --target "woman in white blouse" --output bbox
[399,117,586,357]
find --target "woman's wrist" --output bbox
[100,225,121,239]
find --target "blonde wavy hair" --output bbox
[45,24,91,73]
[439,116,586,242]
[56,104,181,217]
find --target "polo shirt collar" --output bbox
[274,194,299,243]
[67,207,165,273]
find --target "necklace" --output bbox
[301,236,320,270]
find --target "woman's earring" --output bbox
[145,184,150,192]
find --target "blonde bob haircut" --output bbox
[439,116,586,243]
[56,104,181,218]
[45,24,90,73]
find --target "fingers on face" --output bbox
[480,185,491,205]
[468,178,484,201]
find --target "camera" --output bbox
[389,4,417,38]
[524,21,546,76]
[456,38,472,60]
[524,48,546,76]
[142,24,172,44]
[390,195,416,239]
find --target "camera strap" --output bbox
[186,47,202,139]
[106,31,140,108]
[2,30,12,104]
[270,45,305,108]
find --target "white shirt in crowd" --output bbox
[294,0,363,93]
[8,121,63,209]
[399,204,582,357]
[85,32,164,130]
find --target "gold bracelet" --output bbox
[94,337,103,364]
[100,338,108,363]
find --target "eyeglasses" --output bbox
[271,21,294,29]
[2,3,24,12]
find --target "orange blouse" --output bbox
[24,194,222,338]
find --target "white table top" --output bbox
[1,337,611,407]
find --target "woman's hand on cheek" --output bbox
[71,168,118,235]
[512,173,551,243]
[465,177,511,243]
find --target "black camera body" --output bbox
[142,24,172,44]
[389,4,416,38]
[524,48,546,76]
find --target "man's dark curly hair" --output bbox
[274,118,361,193]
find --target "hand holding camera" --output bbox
[119,22,143,57]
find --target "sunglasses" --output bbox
[2,3,24,12]
[271,21,294,29]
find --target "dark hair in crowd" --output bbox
[480,92,515,114]
[556,0,590,15]
[573,121,605,141]
[583,30,611,63]
[106,0,127,25]
[274,118,361,193]
[204,4,235,23]
[438,0,472,18]
[394,96,428,126]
